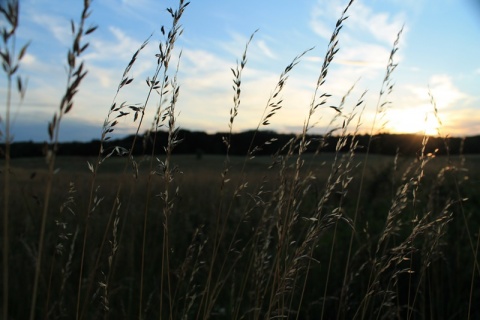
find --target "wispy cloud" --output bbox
[407,74,470,110]
[309,0,345,39]
[176,47,284,132]
[442,109,480,136]
[347,2,405,45]
[309,0,406,66]
[256,39,277,60]
[216,31,279,63]
[335,42,392,69]
[98,0,165,32]
[85,26,147,64]
[30,13,71,46]
[310,0,406,44]
[306,0,407,107]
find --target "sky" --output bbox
[1,0,480,142]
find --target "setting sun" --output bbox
[385,105,441,136]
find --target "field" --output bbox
[1,0,480,319]
[2,153,479,319]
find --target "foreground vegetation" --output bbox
[1,0,479,319]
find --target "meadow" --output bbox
[1,0,480,319]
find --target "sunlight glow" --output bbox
[385,105,441,136]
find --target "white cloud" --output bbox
[181,49,231,75]
[30,13,71,46]
[347,2,405,45]
[310,0,406,46]
[256,40,277,60]
[87,65,117,88]
[99,0,165,31]
[82,26,160,90]
[216,31,279,64]
[176,48,284,131]
[85,26,145,63]
[429,74,469,106]
[21,53,36,66]
[310,0,345,39]
[408,74,470,110]
[152,43,335,134]
[305,0,407,125]
[335,42,392,69]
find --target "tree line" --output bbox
[2,130,479,158]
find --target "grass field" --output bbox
[2,153,479,319]
[2,0,480,319]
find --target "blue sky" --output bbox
[2,0,480,142]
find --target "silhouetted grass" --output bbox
[1,0,479,319]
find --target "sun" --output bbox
[384,105,441,136]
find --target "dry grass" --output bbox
[1,0,479,319]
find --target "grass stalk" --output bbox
[339,26,404,319]
[1,1,29,319]
[468,226,480,320]
[1,31,12,320]
[24,2,96,319]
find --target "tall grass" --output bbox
[1,2,29,319]
[1,0,479,319]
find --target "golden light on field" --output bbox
[385,105,441,136]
